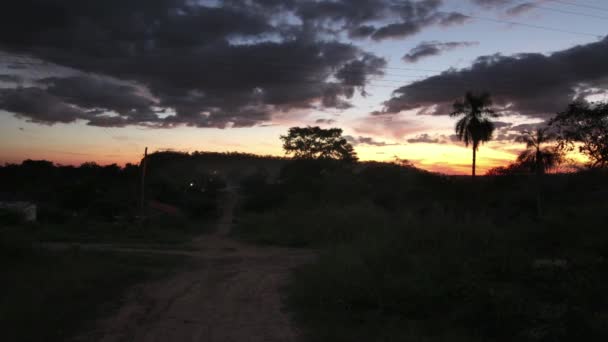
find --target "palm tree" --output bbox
[516,128,563,175]
[450,91,498,178]
[516,128,563,217]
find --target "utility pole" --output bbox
[140,147,148,220]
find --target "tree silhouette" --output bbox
[280,126,357,162]
[516,128,563,217]
[450,91,498,178]
[516,128,563,174]
[550,101,608,169]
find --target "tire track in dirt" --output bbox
[78,190,315,342]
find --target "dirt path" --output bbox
[79,191,314,342]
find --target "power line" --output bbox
[464,14,604,39]
[4,56,608,94]
[532,4,608,20]
[544,0,608,13]
[4,50,606,86]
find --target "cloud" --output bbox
[439,12,472,26]
[345,135,398,146]
[354,114,429,139]
[0,87,89,125]
[382,36,608,119]
[506,3,537,16]
[0,74,20,83]
[406,133,442,143]
[403,41,479,63]
[471,0,544,17]
[509,122,548,132]
[295,0,464,41]
[0,0,393,128]
[493,121,513,129]
[470,0,517,8]
[315,118,336,124]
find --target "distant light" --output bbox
[189,182,194,187]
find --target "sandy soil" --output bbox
[78,191,314,342]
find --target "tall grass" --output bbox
[287,215,608,341]
[235,162,608,341]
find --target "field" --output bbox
[0,227,186,342]
[2,156,608,341]
[236,162,608,341]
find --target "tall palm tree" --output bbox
[450,91,498,178]
[516,128,563,217]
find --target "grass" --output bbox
[0,228,186,342]
[283,214,608,342]
[3,216,213,246]
[234,166,608,341]
[234,201,387,247]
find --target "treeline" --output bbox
[0,151,284,223]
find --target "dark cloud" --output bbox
[407,133,441,143]
[294,0,459,41]
[348,25,377,39]
[439,12,471,26]
[470,0,517,8]
[403,41,478,63]
[345,135,398,146]
[315,118,336,124]
[0,75,162,127]
[0,87,89,124]
[506,3,537,16]
[382,37,608,119]
[41,76,157,119]
[493,121,513,129]
[0,0,392,128]
[509,122,547,132]
[371,19,433,41]
[0,74,20,83]
[472,0,542,17]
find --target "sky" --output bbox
[1,0,607,174]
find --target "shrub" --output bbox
[235,202,387,247]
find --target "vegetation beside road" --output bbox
[0,228,185,342]
[236,158,608,341]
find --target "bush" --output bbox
[235,202,388,247]
[287,216,608,342]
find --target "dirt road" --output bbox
[79,191,314,342]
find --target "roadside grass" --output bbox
[235,172,608,342]
[283,212,608,342]
[234,201,387,247]
[0,229,186,342]
[2,216,213,246]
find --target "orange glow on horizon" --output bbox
[0,138,590,175]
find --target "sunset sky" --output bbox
[1,0,607,174]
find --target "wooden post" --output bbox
[140,147,148,219]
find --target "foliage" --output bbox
[550,101,608,168]
[450,92,498,148]
[235,160,608,342]
[515,128,564,174]
[487,130,564,177]
[280,126,357,161]
[289,217,608,342]
[0,158,222,224]
[486,163,529,176]
[450,91,498,176]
